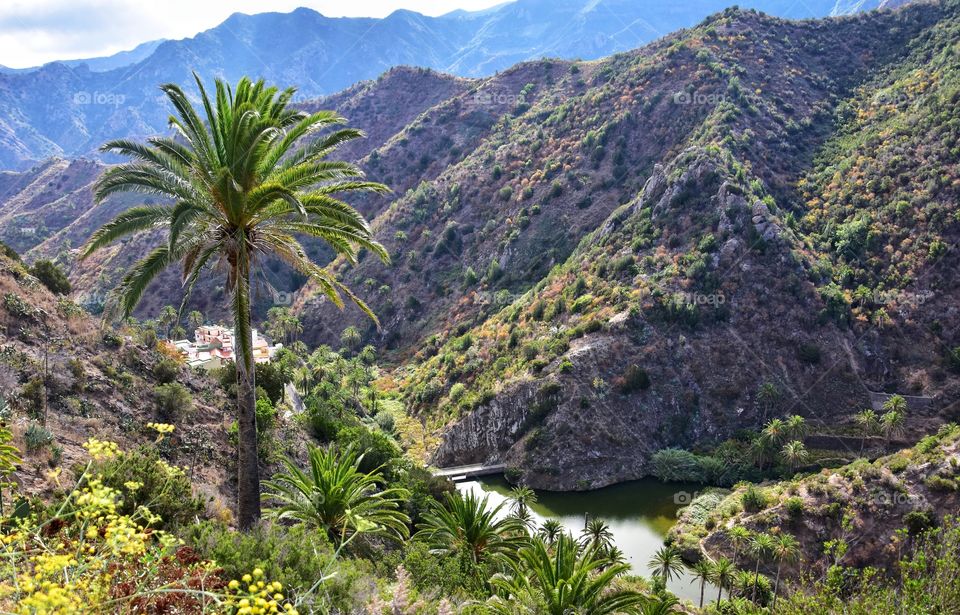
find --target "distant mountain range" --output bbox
[0,0,900,169]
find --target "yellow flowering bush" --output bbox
[0,438,296,613]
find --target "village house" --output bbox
[169,325,282,370]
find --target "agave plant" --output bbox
[262,444,409,545]
[81,75,388,528]
[488,533,646,615]
[414,490,527,564]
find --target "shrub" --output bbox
[186,521,369,610]
[616,364,651,393]
[24,423,53,452]
[374,411,396,433]
[336,425,401,473]
[449,382,466,403]
[797,343,821,364]
[29,260,71,295]
[152,358,181,384]
[741,484,768,512]
[93,446,204,529]
[154,383,193,422]
[651,448,705,483]
[784,496,804,518]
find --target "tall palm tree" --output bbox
[580,517,615,553]
[187,309,204,332]
[261,444,409,545]
[728,526,751,569]
[158,305,178,339]
[749,436,774,471]
[780,440,809,473]
[488,533,646,615]
[81,75,388,528]
[771,533,800,610]
[415,490,527,565]
[881,409,906,446]
[854,408,880,454]
[785,415,807,441]
[749,533,775,602]
[537,519,564,546]
[688,559,713,609]
[762,418,787,446]
[647,545,684,584]
[710,557,734,604]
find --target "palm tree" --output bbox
[580,517,615,553]
[749,436,774,471]
[882,394,907,415]
[158,305,178,339]
[854,408,880,454]
[537,519,563,546]
[728,526,751,569]
[415,490,527,565]
[509,485,537,515]
[187,309,204,332]
[771,533,800,610]
[780,440,809,473]
[785,415,807,441]
[262,444,409,545]
[341,325,362,352]
[710,557,734,604]
[81,75,388,529]
[488,533,645,615]
[647,545,684,584]
[756,382,780,421]
[639,593,679,615]
[881,409,906,446]
[749,533,775,602]
[689,559,713,609]
[762,418,787,446]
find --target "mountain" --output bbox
[0,0,912,169]
[2,0,959,494]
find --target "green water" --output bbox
[458,477,715,604]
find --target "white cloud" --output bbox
[0,0,506,68]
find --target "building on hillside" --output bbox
[168,325,282,370]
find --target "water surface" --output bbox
[458,476,716,604]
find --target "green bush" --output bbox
[784,496,804,518]
[185,521,371,610]
[152,358,181,384]
[93,446,204,530]
[154,383,193,422]
[741,484,768,512]
[29,260,71,295]
[336,425,401,473]
[616,364,651,393]
[374,411,395,433]
[24,423,53,452]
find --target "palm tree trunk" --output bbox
[773,562,782,611]
[717,582,723,604]
[752,557,761,602]
[699,580,705,609]
[235,255,261,530]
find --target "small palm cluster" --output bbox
[749,415,810,473]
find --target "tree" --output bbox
[262,444,409,545]
[187,310,204,332]
[158,305,178,340]
[580,518,615,553]
[854,408,880,454]
[883,394,907,414]
[341,326,362,352]
[728,526,751,569]
[756,382,780,421]
[785,415,807,440]
[762,418,787,446]
[81,75,388,529]
[749,436,774,471]
[781,440,809,473]
[771,533,800,610]
[509,485,537,516]
[488,533,646,615]
[689,559,713,609]
[648,545,684,584]
[537,519,563,546]
[29,260,71,295]
[881,409,905,445]
[710,557,735,604]
[749,533,775,602]
[415,490,527,565]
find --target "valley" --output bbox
[0,0,958,613]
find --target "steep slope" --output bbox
[0,0,908,168]
[0,250,234,507]
[381,3,959,488]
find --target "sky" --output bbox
[0,0,507,68]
